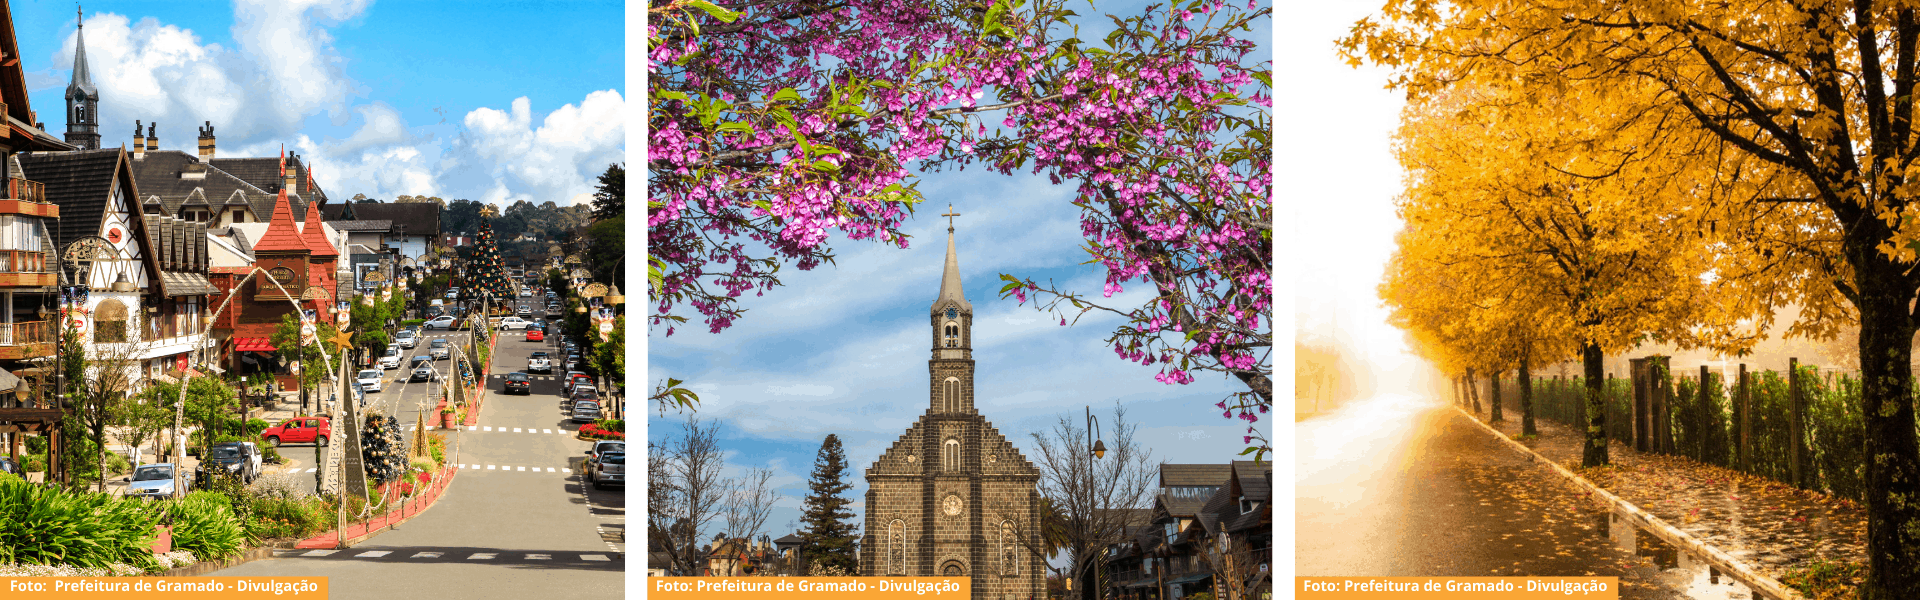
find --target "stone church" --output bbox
[862,213,1045,600]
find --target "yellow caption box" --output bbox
[3,577,327,598]
[651,577,969,598]
[1297,577,1618,599]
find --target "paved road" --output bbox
[217,332,624,599]
[1297,394,1690,599]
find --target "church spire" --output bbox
[65,6,101,150]
[930,204,971,315]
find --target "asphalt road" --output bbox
[1297,395,1689,599]
[217,326,624,599]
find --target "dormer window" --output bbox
[1240,498,1256,514]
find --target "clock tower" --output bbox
[65,7,100,150]
[862,207,1045,600]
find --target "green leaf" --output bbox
[716,121,754,135]
[771,87,805,104]
[684,0,740,23]
[812,159,841,172]
[1252,70,1272,88]
[658,90,690,102]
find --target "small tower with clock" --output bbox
[863,206,1045,599]
[65,7,101,150]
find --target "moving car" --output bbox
[261,417,331,447]
[199,442,262,484]
[425,315,457,330]
[499,316,529,331]
[394,330,418,349]
[525,328,544,342]
[379,347,402,369]
[430,338,450,360]
[445,290,458,299]
[124,463,190,498]
[517,306,532,316]
[410,356,435,382]
[585,451,623,490]
[528,351,552,373]
[356,369,385,393]
[504,372,531,395]
[570,400,602,423]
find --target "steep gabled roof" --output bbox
[19,148,120,248]
[253,189,309,253]
[128,150,281,217]
[211,155,328,208]
[1160,464,1234,487]
[320,202,440,237]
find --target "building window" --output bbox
[887,520,906,575]
[943,321,959,347]
[943,377,960,412]
[1000,521,1017,576]
[1165,522,1178,543]
[1240,498,1256,515]
[94,298,128,343]
[944,439,960,472]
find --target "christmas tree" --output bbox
[468,213,514,301]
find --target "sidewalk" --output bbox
[1465,404,1866,595]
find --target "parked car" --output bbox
[356,369,385,393]
[425,315,457,330]
[394,330,418,349]
[585,451,624,490]
[499,316,529,331]
[379,348,402,369]
[504,372,531,395]
[261,417,331,447]
[525,328,544,342]
[563,371,591,394]
[570,400,602,423]
[586,440,625,461]
[570,387,599,405]
[430,338,450,360]
[124,463,190,498]
[199,442,261,484]
[565,354,584,371]
[410,356,435,382]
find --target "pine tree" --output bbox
[798,434,859,574]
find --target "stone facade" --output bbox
[863,221,1045,600]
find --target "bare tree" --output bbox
[647,417,735,576]
[723,466,778,548]
[1017,403,1157,600]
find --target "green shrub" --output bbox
[21,454,45,473]
[594,419,624,433]
[104,452,131,477]
[245,495,330,541]
[0,471,19,486]
[0,479,159,570]
[158,491,245,561]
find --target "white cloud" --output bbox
[767,384,835,397]
[60,3,621,208]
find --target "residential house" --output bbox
[1101,462,1271,600]
[320,202,437,264]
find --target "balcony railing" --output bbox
[9,178,44,204]
[0,250,52,274]
[0,321,51,346]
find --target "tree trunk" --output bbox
[1490,368,1504,422]
[1581,341,1608,467]
[1467,367,1481,413]
[1851,251,1920,600]
[1519,355,1536,436]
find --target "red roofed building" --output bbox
[211,188,340,392]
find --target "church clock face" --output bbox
[942,494,963,516]
[946,307,958,319]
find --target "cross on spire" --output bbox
[941,204,961,233]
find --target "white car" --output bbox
[356,369,384,393]
[429,339,450,360]
[393,330,418,348]
[499,317,529,330]
[425,315,458,330]
[379,349,401,369]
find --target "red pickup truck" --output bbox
[261,416,331,447]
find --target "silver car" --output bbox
[356,369,384,393]
[586,452,623,490]
[393,330,418,349]
[410,357,435,382]
[570,400,602,423]
[430,339,450,360]
[124,463,190,498]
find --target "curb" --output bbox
[1451,406,1806,600]
[292,466,460,550]
[156,545,281,577]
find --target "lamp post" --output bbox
[1084,405,1105,600]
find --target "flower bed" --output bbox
[577,423,624,440]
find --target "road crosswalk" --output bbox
[461,464,572,474]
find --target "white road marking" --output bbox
[483,426,493,431]
[513,428,521,433]
[517,466,526,471]
[356,551,391,558]
[546,467,556,472]
[562,468,570,474]
[411,552,443,559]
[468,553,496,560]
[302,550,337,557]
[526,554,551,560]
[305,468,317,473]
[487,465,496,470]
[581,554,609,561]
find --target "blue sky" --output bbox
[16,0,622,207]
[648,0,1273,543]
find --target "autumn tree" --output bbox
[1349,3,1920,594]
[1382,83,1725,467]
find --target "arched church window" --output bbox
[944,438,960,472]
[944,378,960,412]
[1001,521,1017,576]
[944,321,959,347]
[888,520,906,575]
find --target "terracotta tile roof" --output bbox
[302,201,337,256]
[253,189,309,253]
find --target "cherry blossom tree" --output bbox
[649,0,1272,455]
